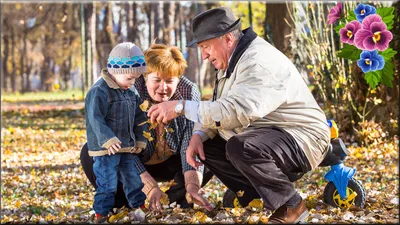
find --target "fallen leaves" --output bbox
[1,102,399,224]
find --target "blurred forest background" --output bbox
[1,1,399,224]
[1,1,398,144]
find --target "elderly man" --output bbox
[147,7,330,223]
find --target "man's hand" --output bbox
[108,142,121,155]
[147,187,163,212]
[186,134,205,169]
[147,101,179,124]
[185,183,213,211]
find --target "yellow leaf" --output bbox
[149,122,158,130]
[167,128,174,133]
[138,120,148,126]
[236,190,244,197]
[30,169,36,176]
[139,100,149,112]
[45,214,55,221]
[59,211,66,217]
[248,199,263,209]
[143,131,153,142]
[260,215,269,223]
[53,83,60,90]
[7,127,15,134]
[193,211,209,223]
[15,200,21,208]
[167,179,177,187]
[160,193,170,205]
[108,210,128,223]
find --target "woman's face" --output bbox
[145,72,179,103]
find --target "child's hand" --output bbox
[108,142,121,155]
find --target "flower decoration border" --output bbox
[328,2,397,89]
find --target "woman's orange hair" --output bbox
[144,43,187,79]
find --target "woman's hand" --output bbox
[147,101,179,124]
[185,184,213,211]
[186,134,205,169]
[147,187,164,212]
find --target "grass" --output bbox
[1,89,85,103]
[1,87,215,103]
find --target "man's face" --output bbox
[145,72,179,103]
[198,34,235,70]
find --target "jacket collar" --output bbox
[101,69,120,89]
[226,27,258,78]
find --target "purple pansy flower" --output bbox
[339,20,362,45]
[357,50,385,73]
[354,3,376,23]
[354,14,393,51]
[328,2,343,25]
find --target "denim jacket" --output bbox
[85,69,148,156]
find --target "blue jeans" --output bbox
[93,153,145,215]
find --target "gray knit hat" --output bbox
[107,42,146,75]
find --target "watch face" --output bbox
[175,103,183,113]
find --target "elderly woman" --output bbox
[80,43,213,212]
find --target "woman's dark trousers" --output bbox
[202,126,311,210]
[80,143,213,208]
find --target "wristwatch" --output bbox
[174,100,185,116]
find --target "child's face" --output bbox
[145,72,179,103]
[113,73,140,90]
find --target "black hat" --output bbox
[186,7,241,47]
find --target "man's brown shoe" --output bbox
[268,199,309,224]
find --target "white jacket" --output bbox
[194,32,330,169]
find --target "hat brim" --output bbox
[186,18,241,48]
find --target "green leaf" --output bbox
[347,10,356,21]
[337,44,362,60]
[377,7,395,30]
[381,60,394,88]
[335,23,345,35]
[379,48,398,61]
[376,7,395,18]
[364,71,381,89]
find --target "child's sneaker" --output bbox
[94,213,108,223]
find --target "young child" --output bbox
[85,42,148,223]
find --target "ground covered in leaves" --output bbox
[1,101,399,224]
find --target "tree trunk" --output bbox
[91,2,99,83]
[198,3,216,90]
[126,3,134,43]
[263,3,272,43]
[10,26,16,92]
[62,55,71,89]
[174,3,181,48]
[152,3,161,42]
[265,3,294,57]
[20,32,28,93]
[132,2,138,44]
[183,3,199,83]
[163,2,175,44]
[25,58,33,91]
[106,3,117,47]
[2,25,9,91]
[144,4,152,47]
[40,35,51,91]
